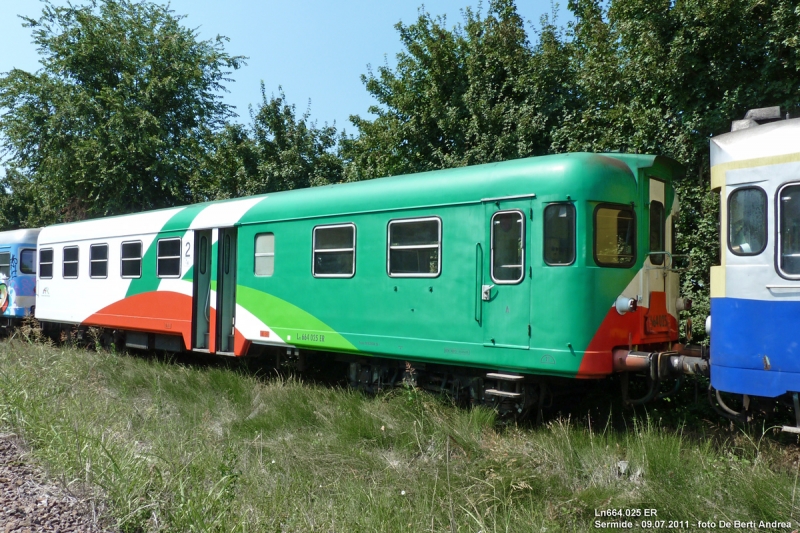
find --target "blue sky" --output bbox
[0,0,571,133]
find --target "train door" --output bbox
[216,227,238,354]
[192,230,212,351]
[481,198,532,349]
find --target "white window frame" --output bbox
[121,241,142,279]
[387,216,442,278]
[156,238,182,279]
[490,210,525,284]
[777,182,800,279]
[63,246,79,279]
[312,223,356,278]
[90,243,108,279]
[39,248,53,279]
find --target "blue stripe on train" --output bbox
[710,297,800,397]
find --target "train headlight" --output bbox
[705,315,711,335]
[615,295,637,315]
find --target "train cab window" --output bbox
[544,204,575,266]
[63,246,79,279]
[594,204,636,267]
[121,241,142,278]
[0,253,9,278]
[388,217,441,277]
[157,238,181,278]
[728,187,766,256]
[313,224,355,277]
[491,211,525,283]
[20,250,36,274]
[39,249,53,279]
[778,184,800,276]
[254,233,275,277]
[90,244,108,278]
[649,201,665,265]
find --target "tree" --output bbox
[191,84,344,201]
[343,0,573,180]
[0,0,244,226]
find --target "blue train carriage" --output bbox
[0,228,41,329]
[708,107,800,424]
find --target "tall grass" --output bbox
[0,339,797,532]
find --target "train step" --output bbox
[484,388,522,399]
[485,372,524,382]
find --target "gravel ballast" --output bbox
[0,434,115,533]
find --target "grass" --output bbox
[0,337,799,532]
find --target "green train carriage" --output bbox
[35,152,687,408]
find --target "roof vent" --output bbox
[731,106,783,132]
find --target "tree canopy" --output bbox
[0,0,244,226]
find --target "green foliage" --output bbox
[0,0,244,225]
[191,85,344,201]
[342,0,571,180]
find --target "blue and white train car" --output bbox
[0,228,41,327]
[709,108,800,399]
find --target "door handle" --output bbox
[482,284,495,301]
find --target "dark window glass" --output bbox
[199,236,208,275]
[491,211,525,282]
[63,246,79,278]
[779,184,800,275]
[649,201,665,265]
[224,234,231,275]
[157,238,181,278]
[0,252,9,278]
[313,225,355,277]
[728,187,767,256]
[121,241,142,278]
[594,204,636,267]
[544,204,575,265]
[39,249,53,279]
[388,218,441,276]
[20,250,35,274]
[90,244,108,278]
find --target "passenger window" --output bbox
[20,249,36,274]
[39,249,53,279]
[0,253,9,278]
[313,224,355,277]
[121,241,142,278]
[254,233,275,276]
[157,238,181,278]
[729,187,766,256]
[594,204,636,267]
[63,246,79,279]
[544,204,575,266]
[778,184,800,275]
[388,217,441,277]
[649,201,665,265]
[90,244,108,278]
[491,211,525,283]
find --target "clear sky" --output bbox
[0,0,571,133]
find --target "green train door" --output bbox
[192,229,212,351]
[216,227,238,354]
[482,198,532,349]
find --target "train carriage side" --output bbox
[32,152,683,395]
[0,228,40,327]
[233,153,683,379]
[709,116,800,398]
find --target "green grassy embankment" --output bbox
[0,335,798,532]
